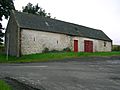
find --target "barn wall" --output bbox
[21,29,72,55]
[21,29,112,55]
[73,37,112,52]
[5,12,19,56]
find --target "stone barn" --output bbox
[5,10,112,57]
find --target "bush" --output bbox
[0,45,5,54]
[63,47,71,52]
[112,45,120,51]
[42,47,49,53]
[49,49,59,53]
[42,47,71,53]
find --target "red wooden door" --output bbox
[84,40,93,52]
[74,40,78,52]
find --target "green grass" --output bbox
[0,52,120,63]
[0,80,12,90]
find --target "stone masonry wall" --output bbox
[21,29,112,55]
[5,12,19,56]
[21,29,72,55]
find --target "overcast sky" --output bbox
[3,0,120,45]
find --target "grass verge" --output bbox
[0,52,120,63]
[0,80,12,90]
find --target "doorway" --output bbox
[74,40,78,52]
[84,40,93,52]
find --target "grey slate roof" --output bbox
[13,10,112,42]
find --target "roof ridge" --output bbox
[11,10,20,27]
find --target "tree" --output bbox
[22,3,51,18]
[0,0,15,45]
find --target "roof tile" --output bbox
[13,11,112,41]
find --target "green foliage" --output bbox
[49,49,60,53]
[0,52,120,63]
[0,45,5,53]
[0,0,15,20]
[112,45,120,51]
[22,3,51,18]
[0,80,12,90]
[42,47,49,53]
[0,0,15,44]
[63,47,71,52]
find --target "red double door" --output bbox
[74,40,93,52]
[84,40,93,52]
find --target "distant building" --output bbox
[5,10,112,57]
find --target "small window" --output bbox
[34,37,35,41]
[104,42,106,47]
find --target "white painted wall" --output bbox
[21,29,112,55]
[74,37,112,52]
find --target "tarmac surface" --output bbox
[0,57,120,90]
